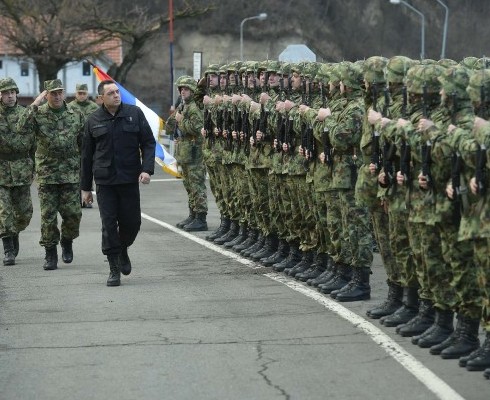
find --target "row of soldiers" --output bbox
[173,56,490,380]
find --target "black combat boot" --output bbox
[176,209,195,228]
[261,239,289,267]
[252,235,278,261]
[43,246,58,270]
[272,243,302,272]
[430,315,463,355]
[184,212,208,232]
[12,233,19,257]
[60,237,73,264]
[459,346,483,368]
[297,253,329,282]
[233,229,258,252]
[366,281,403,319]
[439,316,480,359]
[335,267,371,302]
[224,224,248,248]
[466,332,490,371]
[241,233,264,257]
[214,220,239,245]
[397,299,435,337]
[320,263,352,294]
[286,250,314,277]
[380,287,419,327]
[106,254,121,287]
[118,247,132,276]
[306,254,333,285]
[2,237,15,266]
[206,216,230,241]
[417,308,454,348]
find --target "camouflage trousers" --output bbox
[281,175,299,245]
[323,191,344,263]
[299,182,318,251]
[206,163,225,216]
[339,190,373,269]
[37,183,81,248]
[406,221,430,299]
[181,160,208,214]
[248,168,271,235]
[388,208,412,287]
[371,204,397,283]
[221,164,241,222]
[0,185,33,238]
[313,190,330,256]
[474,239,490,331]
[268,174,285,238]
[219,163,234,220]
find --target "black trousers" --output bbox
[96,183,141,255]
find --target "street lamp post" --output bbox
[240,13,268,61]
[435,0,449,59]
[390,0,425,60]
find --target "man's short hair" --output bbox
[97,80,116,95]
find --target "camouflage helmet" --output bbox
[340,61,363,90]
[204,64,219,76]
[437,58,458,68]
[328,63,343,85]
[406,64,444,95]
[289,63,303,75]
[474,57,490,70]
[227,61,242,73]
[218,64,228,75]
[303,62,319,79]
[315,63,331,84]
[266,60,281,73]
[258,60,268,72]
[278,62,291,76]
[459,56,479,70]
[0,77,19,93]
[245,61,259,74]
[363,56,388,84]
[467,69,490,104]
[438,66,471,100]
[386,56,415,84]
[175,75,197,92]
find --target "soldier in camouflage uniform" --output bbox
[17,79,84,270]
[171,76,207,231]
[366,56,417,318]
[0,77,35,266]
[450,69,490,374]
[68,83,99,117]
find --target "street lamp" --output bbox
[240,13,268,61]
[435,0,449,59]
[389,0,425,60]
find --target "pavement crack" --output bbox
[256,342,290,400]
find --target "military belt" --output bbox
[0,153,29,161]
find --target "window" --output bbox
[82,62,91,76]
[20,62,29,76]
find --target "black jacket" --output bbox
[81,103,156,190]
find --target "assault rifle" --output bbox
[322,127,332,166]
[370,82,382,172]
[420,83,433,189]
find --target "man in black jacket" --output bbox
[81,80,156,287]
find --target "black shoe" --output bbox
[2,237,15,266]
[43,246,58,270]
[184,213,208,232]
[107,254,121,286]
[397,300,434,337]
[176,211,195,229]
[118,247,132,276]
[206,217,230,241]
[272,245,301,272]
[417,309,454,349]
[335,268,371,302]
[459,347,483,367]
[466,332,490,371]
[439,316,480,359]
[60,238,73,264]
[12,234,19,257]
[366,281,403,319]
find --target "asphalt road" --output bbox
[0,166,489,400]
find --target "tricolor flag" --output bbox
[92,64,181,178]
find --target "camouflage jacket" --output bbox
[67,99,99,117]
[0,102,35,186]
[174,98,204,165]
[17,102,84,184]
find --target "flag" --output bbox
[92,65,181,178]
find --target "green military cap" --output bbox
[386,56,416,84]
[245,61,259,73]
[474,57,490,70]
[205,64,220,75]
[459,56,479,70]
[278,62,291,76]
[314,63,330,84]
[438,66,471,100]
[340,61,363,90]
[437,58,458,68]
[227,61,242,72]
[304,62,320,79]
[289,63,303,75]
[76,83,89,92]
[467,69,490,104]
[266,60,281,73]
[258,61,268,72]
[406,64,444,94]
[363,56,388,84]
[328,63,343,85]
[0,77,19,93]
[420,58,437,65]
[44,79,64,92]
[175,75,197,92]
[218,64,228,74]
